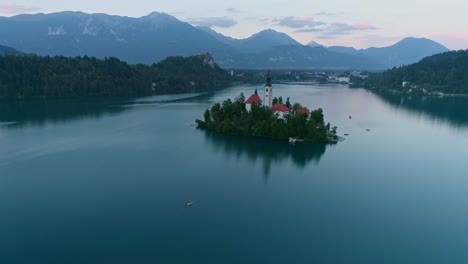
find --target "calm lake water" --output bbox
[1,84,468,263]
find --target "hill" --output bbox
[366,50,468,94]
[0,45,21,55]
[364,37,449,68]
[327,37,449,68]
[0,53,231,99]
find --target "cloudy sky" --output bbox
[1,0,467,49]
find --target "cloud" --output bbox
[274,16,376,36]
[0,3,40,15]
[274,16,324,28]
[297,22,377,35]
[313,12,343,17]
[188,16,237,28]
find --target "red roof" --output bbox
[297,108,310,115]
[245,94,262,104]
[270,103,290,112]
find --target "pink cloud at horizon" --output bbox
[0,3,40,16]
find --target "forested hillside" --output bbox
[0,53,231,99]
[367,50,468,94]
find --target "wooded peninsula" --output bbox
[360,50,468,95]
[0,53,231,99]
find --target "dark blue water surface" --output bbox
[1,84,468,263]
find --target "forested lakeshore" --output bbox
[361,50,468,94]
[0,53,232,99]
[195,94,338,144]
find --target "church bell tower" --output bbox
[264,71,272,107]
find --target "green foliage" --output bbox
[367,50,468,94]
[285,97,291,109]
[199,93,334,143]
[195,119,207,129]
[272,97,278,105]
[0,54,231,99]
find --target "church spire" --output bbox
[264,70,273,107]
[265,70,272,87]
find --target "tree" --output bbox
[285,97,291,109]
[235,93,245,104]
[197,93,334,143]
[272,97,278,105]
[204,109,211,123]
[0,54,232,99]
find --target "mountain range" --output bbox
[0,11,450,70]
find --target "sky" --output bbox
[1,0,467,49]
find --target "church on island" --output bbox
[195,71,339,144]
[245,73,306,120]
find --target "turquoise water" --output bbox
[1,84,468,263]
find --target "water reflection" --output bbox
[375,92,468,128]
[0,98,131,129]
[0,93,216,129]
[202,131,329,180]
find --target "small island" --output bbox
[196,74,339,144]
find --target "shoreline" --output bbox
[365,87,468,97]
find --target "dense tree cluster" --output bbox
[196,93,337,143]
[366,50,468,94]
[0,54,231,99]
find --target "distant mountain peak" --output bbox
[254,28,285,36]
[138,11,180,23]
[394,37,446,47]
[144,11,168,18]
[248,29,300,43]
[240,29,301,53]
[308,41,323,47]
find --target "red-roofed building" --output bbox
[245,89,262,112]
[270,103,290,119]
[296,108,311,116]
[245,94,262,104]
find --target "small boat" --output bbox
[344,133,349,136]
[366,129,371,132]
[349,116,352,119]
[187,200,193,207]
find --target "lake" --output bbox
[1,84,468,263]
